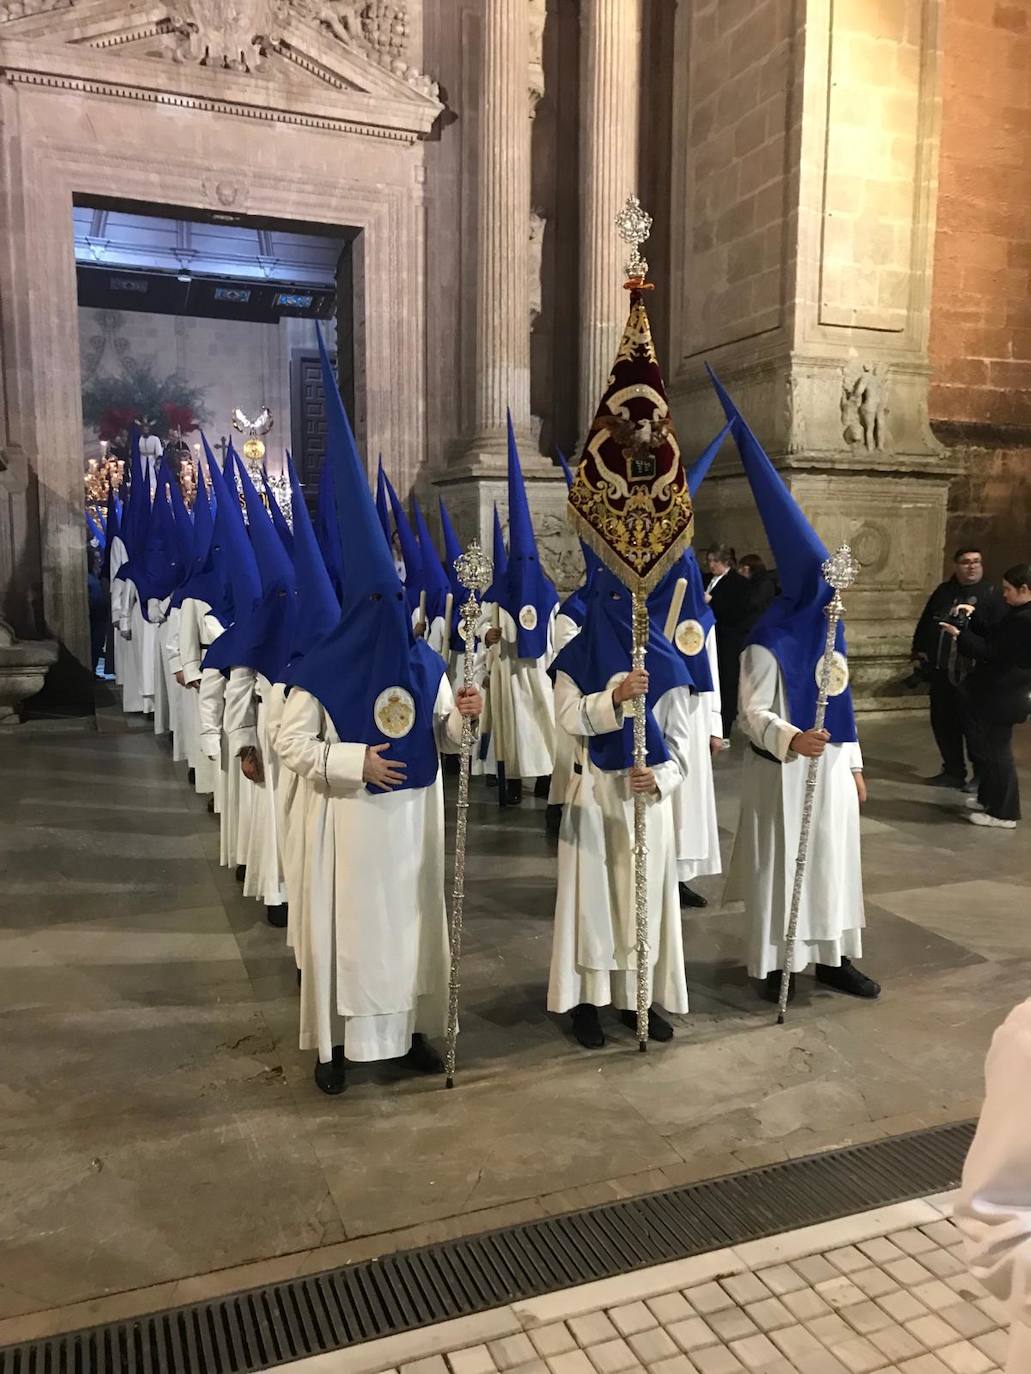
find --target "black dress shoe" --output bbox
[760,971,796,1004]
[234,864,246,882]
[404,1033,445,1074]
[815,958,881,999]
[313,1055,347,1095]
[266,904,288,928]
[570,1003,605,1049]
[545,804,563,837]
[926,771,965,789]
[500,779,523,807]
[679,883,708,909]
[187,766,196,785]
[619,1007,675,1042]
[534,775,552,799]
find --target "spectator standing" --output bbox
[912,547,1003,789]
[940,562,1031,830]
[739,553,776,632]
[705,544,752,740]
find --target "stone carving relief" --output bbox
[528,0,545,115]
[848,521,891,576]
[80,310,131,384]
[529,209,546,330]
[0,0,441,98]
[503,511,582,597]
[841,362,889,452]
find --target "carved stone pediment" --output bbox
[0,0,442,140]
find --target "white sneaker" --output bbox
[964,796,985,811]
[969,811,1017,830]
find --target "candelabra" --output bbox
[83,442,125,512]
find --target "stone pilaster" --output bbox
[578,0,642,436]
[466,0,532,458]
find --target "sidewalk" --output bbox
[276,1195,1007,1374]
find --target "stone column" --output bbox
[578,0,642,436]
[468,0,532,455]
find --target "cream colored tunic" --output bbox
[546,611,582,808]
[178,598,221,798]
[671,627,723,882]
[726,644,864,978]
[548,675,690,1016]
[225,667,288,908]
[955,998,1031,1374]
[114,577,157,715]
[485,605,556,780]
[276,679,463,1064]
[107,536,127,687]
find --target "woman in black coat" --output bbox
[941,562,1031,828]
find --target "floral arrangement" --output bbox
[82,364,210,442]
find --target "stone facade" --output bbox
[0,0,1027,711]
[929,0,1031,577]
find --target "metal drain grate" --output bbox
[0,1120,974,1374]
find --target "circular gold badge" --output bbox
[674,618,705,657]
[817,650,850,697]
[519,604,538,631]
[374,686,416,739]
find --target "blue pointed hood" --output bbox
[412,494,452,626]
[500,412,558,656]
[438,496,465,651]
[137,462,188,618]
[115,426,152,585]
[173,435,225,616]
[485,505,508,605]
[385,472,424,616]
[86,508,106,551]
[555,446,602,626]
[285,452,339,666]
[204,455,297,682]
[552,567,694,772]
[375,457,393,550]
[286,325,447,793]
[708,366,856,741]
[687,422,732,498]
[203,431,260,632]
[262,465,294,556]
[315,445,345,602]
[100,479,121,581]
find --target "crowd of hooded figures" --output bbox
[95,324,881,1098]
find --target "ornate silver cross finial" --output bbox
[615,194,652,282]
[454,539,493,597]
[822,543,860,592]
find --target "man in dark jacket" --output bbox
[940,562,1031,827]
[911,547,1003,788]
[705,545,752,740]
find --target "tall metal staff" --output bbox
[567,196,696,1054]
[445,538,493,1086]
[778,544,860,1025]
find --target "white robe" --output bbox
[179,598,220,798]
[163,607,187,762]
[725,644,864,978]
[955,998,1031,1374]
[485,605,556,780]
[225,667,288,908]
[546,611,582,808]
[671,627,723,882]
[107,536,127,686]
[548,674,690,1016]
[149,598,173,737]
[276,680,463,1064]
[114,577,156,715]
[200,666,255,868]
[267,683,305,961]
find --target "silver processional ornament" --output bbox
[231,404,292,529]
[445,538,493,1087]
[778,543,861,1025]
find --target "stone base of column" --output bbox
[432,468,583,597]
[671,353,962,714]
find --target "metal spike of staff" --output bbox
[777,542,860,1024]
[445,538,493,1085]
[566,197,696,1052]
